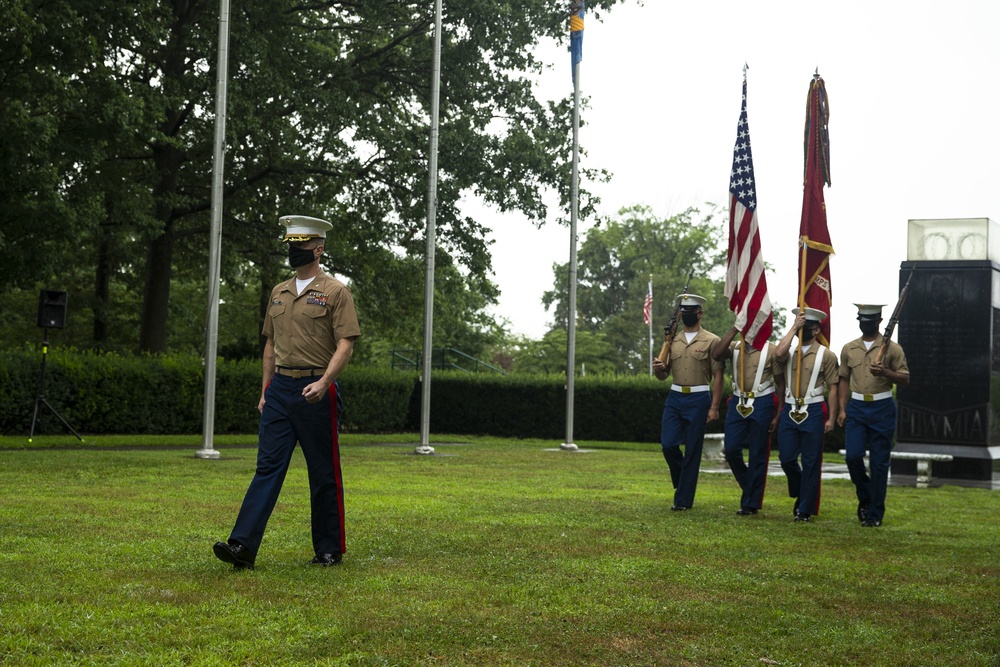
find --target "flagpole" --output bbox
[562,57,580,452]
[647,275,653,376]
[795,239,807,400]
[416,0,443,456]
[562,2,584,452]
[196,0,231,461]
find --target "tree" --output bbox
[542,204,785,374]
[1,0,623,354]
[508,329,618,375]
[350,249,508,367]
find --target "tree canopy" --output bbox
[541,204,786,374]
[1,0,622,359]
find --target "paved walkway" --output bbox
[702,460,852,480]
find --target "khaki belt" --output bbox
[670,384,710,394]
[852,390,893,402]
[275,367,325,379]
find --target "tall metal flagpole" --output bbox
[647,275,654,376]
[416,0,443,456]
[562,1,584,452]
[197,0,231,461]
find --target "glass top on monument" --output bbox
[907,218,1000,262]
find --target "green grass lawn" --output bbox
[0,435,997,666]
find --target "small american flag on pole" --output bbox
[642,287,652,325]
[724,71,773,350]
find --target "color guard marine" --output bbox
[837,304,910,527]
[712,324,786,515]
[774,307,839,522]
[652,294,724,511]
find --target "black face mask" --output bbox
[802,325,817,342]
[681,312,699,327]
[859,321,880,337]
[288,244,316,268]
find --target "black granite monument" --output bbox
[894,219,1000,488]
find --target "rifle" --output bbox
[874,265,916,366]
[656,269,695,363]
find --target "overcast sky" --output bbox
[474,0,1000,350]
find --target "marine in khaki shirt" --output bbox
[712,324,787,515]
[653,293,724,511]
[719,334,785,403]
[837,334,909,398]
[214,215,360,572]
[264,272,362,371]
[664,328,726,387]
[836,303,910,528]
[773,307,839,522]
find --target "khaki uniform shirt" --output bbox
[786,343,840,399]
[262,271,362,369]
[839,334,909,395]
[728,340,784,393]
[668,328,724,386]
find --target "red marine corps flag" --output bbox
[724,69,773,350]
[798,71,834,346]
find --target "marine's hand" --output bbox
[837,410,846,428]
[824,417,835,433]
[869,361,887,377]
[707,407,719,423]
[302,381,328,404]
[258,395,266,413]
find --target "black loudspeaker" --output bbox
[37,290,68,329]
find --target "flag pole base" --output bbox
[560,443,579,451]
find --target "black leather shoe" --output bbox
[792,497,801,516]
[670,505,690,512]
[213,541,255,570]
[736,507,758,515]
[794,513,811,522]
[857,503,869,523]
[310,553,343,566]
[862,518,882,527]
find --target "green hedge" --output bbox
[0,349,845,450]
[0,349,414,436]
[407,372,680,442]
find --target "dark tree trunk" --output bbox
[92,222,112,345]
[139,220,174,353]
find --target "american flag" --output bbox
[642,287,652,326]
[724,74,773,350]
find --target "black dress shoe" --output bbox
[213,541,255,570]
[310,553,343,566]
[670,505,690,512]
[792,497,801,516]
[857,503,870,523]
[794,513,811,522]
[861,518,882,527]
[736,507,758,515]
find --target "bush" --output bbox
[0,349,419,437]
[0,349,845,450]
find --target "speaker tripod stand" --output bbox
[28,329,83,442]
